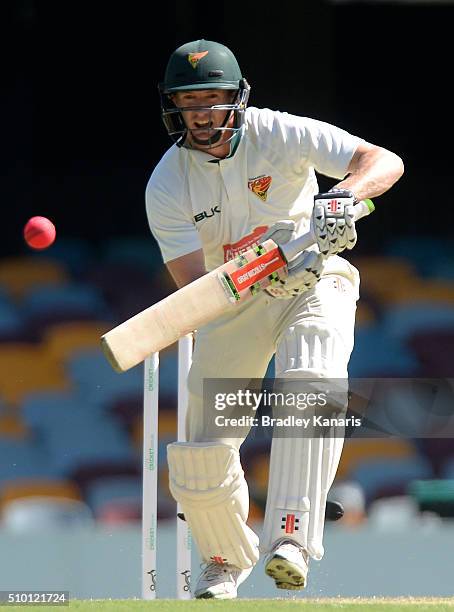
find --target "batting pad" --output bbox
[261,320,350,559]
[167,442,259,570]
[260,431,344,560]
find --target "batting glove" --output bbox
[260,220,325,299]
[312,190,357,256]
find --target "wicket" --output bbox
[142,334,193,599]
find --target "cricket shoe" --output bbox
[194,561,252,599]
[264,539,309,590]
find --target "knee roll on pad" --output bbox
[275,321,350,410]
[167,442,259,569]
[276,321,350,379]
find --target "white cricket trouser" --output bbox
[182,258,359,561]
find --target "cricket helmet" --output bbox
[159,39,250,149]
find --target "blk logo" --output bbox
[194,205,221,223]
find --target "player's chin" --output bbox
[192,130,215,141]
[190,137,214,149]
[190,130,224,149]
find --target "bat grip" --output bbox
[280,199,375,262]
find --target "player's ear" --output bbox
[169,92,181,106]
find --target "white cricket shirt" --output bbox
[146,107,362,273]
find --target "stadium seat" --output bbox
[0,284,35,341]
[0,256,69,299]
[101,236,163,272]
[82,261,156,301]
[69,459,141,496]
[155,347,179,399]
[416,438,454,477]
[349,325,418,377]
[96,499,142,524]
[349,255,418,303]
[355,300,376,327]
[407,329,454,376]
[108,394,142,429]
[337,438,417,481]
[130,410,177,454]
[35,237,94,277]
[43,321,111,361]
[443,459,454,479]
[21,391,106,434]
[84,475,142,516]
[408,479,454,518]
[0,411,29,440]
[350,456,433,504]
[246,452,269,505]
[155,464,179,520]
[385,280,454,306]
[86,265,173,321]
[65,348,143,405]
[0,440,58,484]
[0,302,25,342]
[240,441,273,511]
[45,418,137,475]
[0,478,82,504]
[384,236,454,278]
[0,285,12,304]
[382,303,454,342]
[0,344,70,405]
[22,283,111,325]
[432,259,454,281]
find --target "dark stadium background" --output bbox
[2,1,453,256]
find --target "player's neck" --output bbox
[188,141,229,159]
[207,142,230,159]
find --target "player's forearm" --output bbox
[334,144,404,203]
[166,248,207,289]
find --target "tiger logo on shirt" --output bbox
[248,175,272,201]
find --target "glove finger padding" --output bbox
[265,249,325,299]
[312,192,357,256]
[345,204,357,249]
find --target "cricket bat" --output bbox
[102,198,374,372]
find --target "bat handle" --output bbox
[280,199,375,262]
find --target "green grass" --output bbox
[7,598,454,612]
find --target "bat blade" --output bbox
[101,201,374,372]
[101,268,236,372]
[101,239,285,372]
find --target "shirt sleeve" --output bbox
[145,178,202,264]
[251,108,362,180]
[296,115,363,179]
